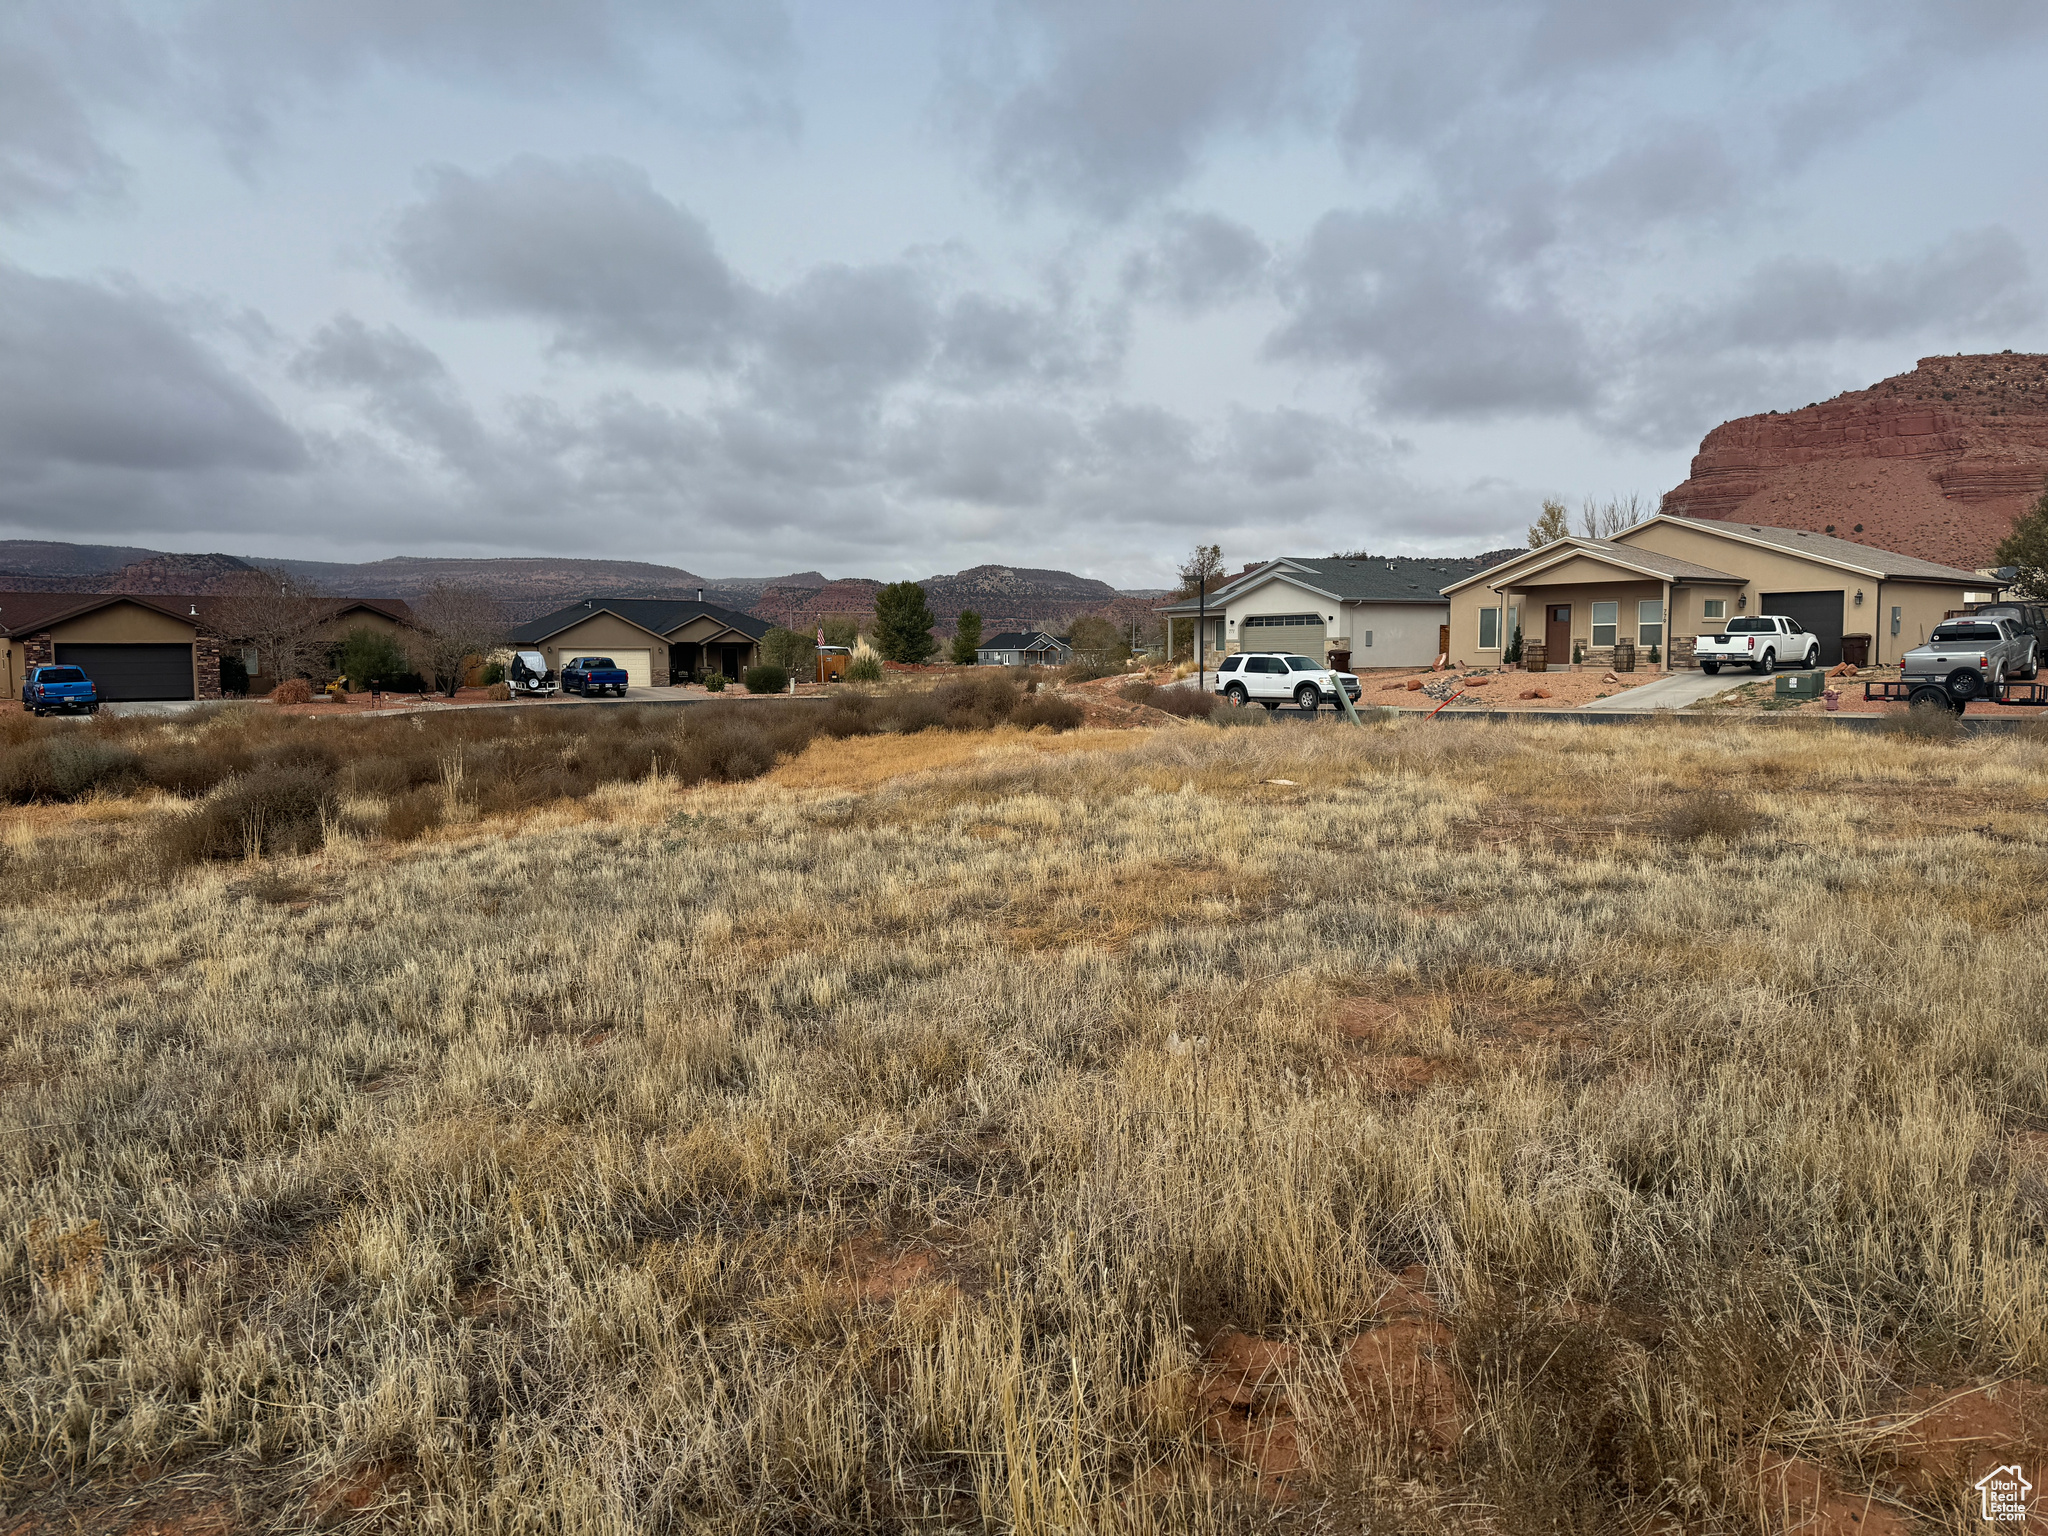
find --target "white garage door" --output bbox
[607,649,651,688]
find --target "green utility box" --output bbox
[1775,670,1827,700]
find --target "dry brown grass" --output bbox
[2,714,2046,1532]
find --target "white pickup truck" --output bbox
[1696,615,1821,675]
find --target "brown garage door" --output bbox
[55,643,194,701]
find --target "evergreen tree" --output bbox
[873,581,938,663]
[1994,480,2048,599]
[950,608,984,666]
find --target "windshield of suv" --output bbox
[38,667,86,683]
[1929,626,2000,644]
[1724,617,1776,633]
[1284,656,1319,670]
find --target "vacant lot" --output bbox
[3,711,2045,1533]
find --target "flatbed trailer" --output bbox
[1865,679,2048,711]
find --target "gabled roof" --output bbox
[978,630,1068,651]
[1440,536,1743,594]
[508,598,771,646]
[0,591,203,637]
[1651,515,1991,584]
[1158,554,1498,612]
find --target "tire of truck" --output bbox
[1752,649,1775,674]
[1295,683,1320,712]
[1224,682,1248,706]
[1701,661,1719,675]
[1803,647,1819,670]
[1945,668,1983,703]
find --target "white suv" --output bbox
[1213,652,1362,712]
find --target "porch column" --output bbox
[1661,580,1671,672]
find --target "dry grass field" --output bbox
[3,706,2047,1534]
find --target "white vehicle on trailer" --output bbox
[1694,615,1820,676]
[506,650,558,697]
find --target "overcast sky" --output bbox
[2,1,2045,585]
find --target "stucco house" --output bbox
[975,631,1073,667]
[1441,515,1995,669]
[508,597,770,686]
[1154,556,1477,669]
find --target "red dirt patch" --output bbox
[1878,1380,2047,1510]
[1186,1268,1466,1503]
[307,1461,417,1528]
[1742,1450,1909,1536]
[832,1235,962,1306]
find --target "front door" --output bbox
[1545,605,1572,664]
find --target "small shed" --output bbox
[816,646,854,683]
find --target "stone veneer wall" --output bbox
[195,635,222,700]
[23,632,53,668]
[1670,636,1699,670]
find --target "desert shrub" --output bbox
[760,627,816,673]
[929,673,1021,730]
[160,765,337,862]
[846,650,883,683]
[1212,700,1270,726]
[271,678,312,705]
[1656,790,1760,842]
[1118,680,1217,719]
[140,742,248,797]
[1887,700,1963,741]
[480,662,505,687]
[744,664,788,695]
[486,681,511,701]
[0,735,143,802]
[1009,693,1082,731]
[703,674,728,692]
[378,786,445,843]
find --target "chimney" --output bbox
[697,587,704,603]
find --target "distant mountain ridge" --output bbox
[0,543,1177,631]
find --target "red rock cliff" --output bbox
[1661,353,2048,568]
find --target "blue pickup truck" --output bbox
[22,664,101,716]
[560,656,630,697]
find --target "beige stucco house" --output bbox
[1441,515,1993,669]
[1,593,222,701]
[508,597,771,687]
[1155,556,1491,669]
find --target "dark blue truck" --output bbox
[560,656,630,696]
[22,664,101,716]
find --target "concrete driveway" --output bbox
[1579,669,1754,711]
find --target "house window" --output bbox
[1243,613,1322,628]
[1591,601,1618,647]
[243,647,261,675]
[1478,607,1500,649]
[1637,600,1663,647]
[1701,598,1725,621]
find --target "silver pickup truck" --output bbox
[1900,616,2039,704]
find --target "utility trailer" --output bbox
[1865,678,2048,713]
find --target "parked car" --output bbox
[1966,599,2048,655]
[561,656,629,696]
[21,664,100,716]
[1212,652,1362,712]
[1900,616,2038,704]
[506,650,558,698]
[1695,615,1821,675]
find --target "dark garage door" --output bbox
[54,643,194,701]
[1759,591,1844,665]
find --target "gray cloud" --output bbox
[1268,208,1596,419]
[393,157,754,368]
[0,263,302,475]
[1122,211,1269,311]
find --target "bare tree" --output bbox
[209,568,328,685]
[407,582,506,696]
[1578,493,1650,540]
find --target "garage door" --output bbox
[563,648,650,687]
[1239,613,1326,659]
[54,643,193,701]
[1759,591,1845,665]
